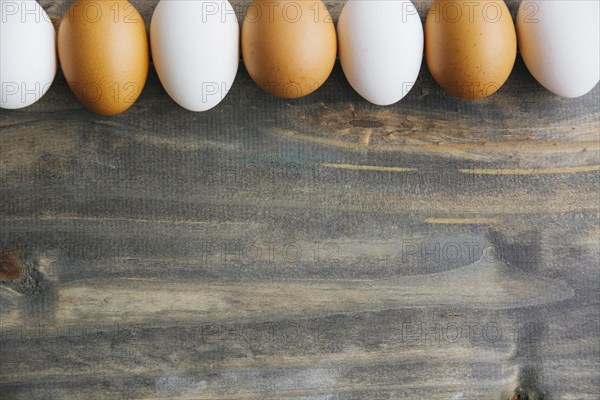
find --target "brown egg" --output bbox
[425,0,516,100]
[58,0,149,115]
[242,0,336,99]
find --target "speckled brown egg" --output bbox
[58,0,149,115]
[425,0,516,100]
[241,0,337,99]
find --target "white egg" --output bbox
[517,0,599,98]
[337,0,423,106]
[150,0,239,112]
[1,0,56,109]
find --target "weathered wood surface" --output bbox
[1,1,599,399]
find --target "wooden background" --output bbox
[1,1,599,399]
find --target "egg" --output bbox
[337,0,423,105]
[58,0,149,115]
[517,1,599,98]
[425,0,517,100]
[1,0,56,109]
[151,0,239,112]
[241,0,336,99]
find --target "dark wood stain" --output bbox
[349,120,384,129]
[0,250,26,282]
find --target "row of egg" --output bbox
[1,0,598,115]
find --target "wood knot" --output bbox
[510,391,529,400]
[0,249,27,282]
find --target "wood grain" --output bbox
[1,1,599,399]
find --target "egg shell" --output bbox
[517,1,599,98]
[337,0,423,105]
[241,0,337,99]
[151,0,239,112]
[1,0,56,109]
[58,0,149,116]
[425,0,517,100]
